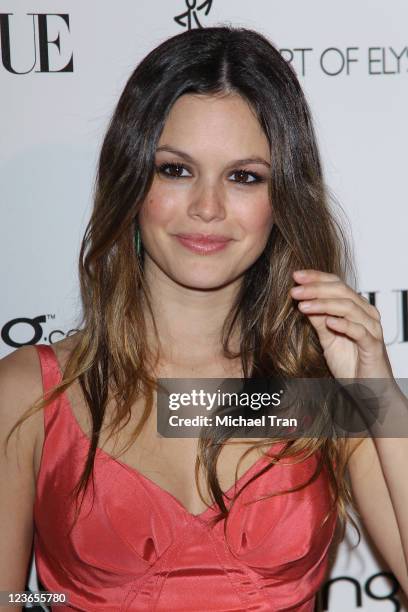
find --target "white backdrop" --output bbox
[1,1,407,610]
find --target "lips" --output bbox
[174,233,232,254]
[176,233,231,243]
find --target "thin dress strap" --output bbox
[34,344,64,429]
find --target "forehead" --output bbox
[157,93,270,160]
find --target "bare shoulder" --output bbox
[0,332,82,465]
[0,344,45,480]
[0,345,44,417]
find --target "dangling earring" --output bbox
[135,226,141,257]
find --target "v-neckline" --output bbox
[47,344,278,520]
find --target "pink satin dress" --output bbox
[33,343,337,611]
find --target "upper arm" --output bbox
[0,345,44,606]
[347,436,408,595]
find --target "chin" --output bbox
[171,271,238,291]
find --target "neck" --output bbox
[142,258,243,369]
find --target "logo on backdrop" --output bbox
[1,315,79,348]
[362,289,408,345]
[0,13,73,74]
[174,0,213,29]
[279,46,408,77]
[319,571,401,611]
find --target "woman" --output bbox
[1,25,408,611]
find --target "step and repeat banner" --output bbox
[1,1,407,610]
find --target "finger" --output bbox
[291,281,381,322]
[293,269,339,283]
[325,316,384,354]
[358,295,382,322]
[297,298,383,339]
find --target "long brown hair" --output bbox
[7,25,361,541]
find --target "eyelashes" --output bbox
[155,162,266,186]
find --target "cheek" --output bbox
[237,198,273,235]
[138,186,179,227]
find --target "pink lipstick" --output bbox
[175,233,232,255]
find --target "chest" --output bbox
[33,369,268,516]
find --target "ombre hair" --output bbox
[8,25,361,542]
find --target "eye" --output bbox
[155,162,265,185]
[229,169,265,185]
[155,162,192,179]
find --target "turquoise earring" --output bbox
[135,226,141,256]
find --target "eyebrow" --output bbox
[155,145,271,169]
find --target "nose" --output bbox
[187,181,226,223]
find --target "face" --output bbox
[138,93,273,290]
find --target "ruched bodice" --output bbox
[33,343,337,611]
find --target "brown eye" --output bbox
[229,169,264,185]
[156,162,191,178]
